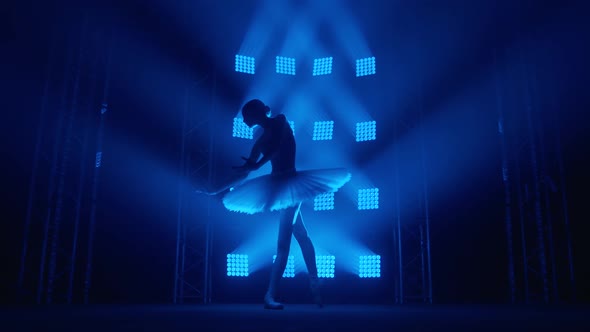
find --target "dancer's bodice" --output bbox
[260,114,296,174]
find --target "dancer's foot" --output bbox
[310,277,323,308]
[264,293,284,310]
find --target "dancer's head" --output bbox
[242,99,271,127]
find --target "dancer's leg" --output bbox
[293,209,323,307]
[265,205,298,309]
[292,209,318,278]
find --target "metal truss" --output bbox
[494,43,575,304]
[173,73,216,304]
[392,99,434,305]
[18,16,112,304]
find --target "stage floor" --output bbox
[2,304,589,331]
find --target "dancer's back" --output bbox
[260,114,296,174]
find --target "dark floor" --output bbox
[1,304,589,332]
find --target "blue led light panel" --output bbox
[273,255,295,278]
[288,120,295,136]
[313,121,334,140]
[276,56,296,75]
[356,121,376,142]
[314,192,334,211]
[359,255,381,278]
[227,254,249,277]
[316,255,335,278]
[356,57,376,77]
[358,188,379,210]
[313,57,333,76]
[233,117,254,139]
[235,55,255,74]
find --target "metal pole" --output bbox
[204,71,218,304]
[67,36,100,304]
[529,54,559,302]
[394,128,403,304]
[494,49,516,303]
[418,93,433,304]
[520,44,549,304]
[83,32,113,304]
[37,32,74,305]
[19,28,56,300]
[174,79,190,304]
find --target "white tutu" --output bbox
[222,168,351,214]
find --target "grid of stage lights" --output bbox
[276,56,296,75]
[232,117,254,139]
[356,57,376,77]
[235,55,255,74]
[356,121,377,142]
[358,188,379,210]
[314,192,334,211]
[313,57,333,76]
[359,255,381,278]
[227,254,249,277]
[312,121,334,140]
[316,255,335,278]
[273,255,295,278]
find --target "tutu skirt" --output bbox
[222,168,351,214]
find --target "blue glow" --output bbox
[355,121,376,142]
[95,152,102,168]
[359,255,381,278]
[273,255,295,278]
[313,57,333,76]
[288,120,295,136]
[316,255,335,278]
[233,117,254,139]
[312,121,334,141]
[235,55,255,74]
[355,57,376,77]
[314,192,334,211]
[227,254,249,277]
[358,188,379,210]
[276,56,296,75]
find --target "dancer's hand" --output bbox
[233,156,258,172]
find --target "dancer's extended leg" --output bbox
[264,205,298,309]
[293,209,323,307]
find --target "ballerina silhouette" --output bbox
[196,99,350,309]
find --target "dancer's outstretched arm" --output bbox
[195,170,250,195]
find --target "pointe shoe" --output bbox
[264,294,284,310]
[310,277,324,308]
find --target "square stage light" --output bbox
[233,117,254,139]
[314,192,334,211]
[313,57,333,76]
[276,56,296,75]
[356,121,376,142]
[316,255,335,278]
[313,121,334,141]
[358,188,379,210]
[288,120,295,136]
[359,255,381,278]
[227,254,249,277]
[273,255,295,278]
[235,55,255,74]
[356,57,376,77]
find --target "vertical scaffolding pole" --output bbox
[520,45,550,304]
[83,33,113,304]
[494,49,517,303]
[393,120,403,304]
[18,29,56,302]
